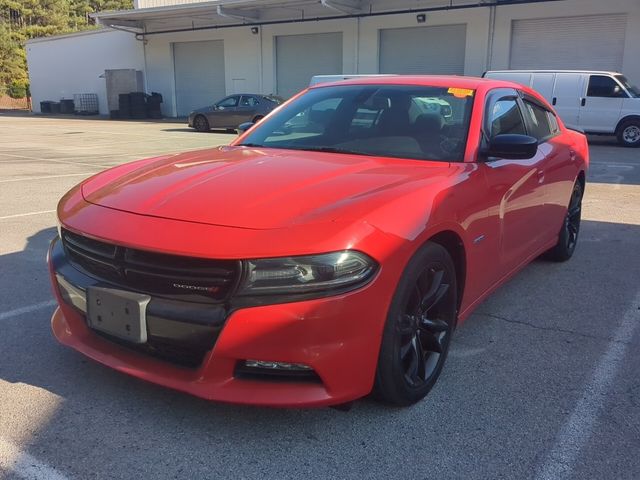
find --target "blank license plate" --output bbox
[86,287,151,344]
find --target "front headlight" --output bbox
[237,251,377,297]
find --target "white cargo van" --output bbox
[483,70,640,147]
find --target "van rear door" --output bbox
[578,74,625,134]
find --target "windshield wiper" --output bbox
[237,143,265,147]
[285,146,375,156]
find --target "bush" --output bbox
[8,81,29,99]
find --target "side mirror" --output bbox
[237,121,255,134]
[481,134,538,160]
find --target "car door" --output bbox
[578,74,626,134]
[209,96,240,128]
[552,73,584,129]
[236,96,259,125]
[480,89,549,277]
[520,96,575,242]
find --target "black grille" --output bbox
[97,331,212,369]
[61,229,241,304]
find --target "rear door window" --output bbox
[523,101,554,141]
[240,96,259,107]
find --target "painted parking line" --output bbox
[535,290,640,480]
[0,152,111,169]
[0,173,91,184]
[0,301,56,321]
[0,437,69,480]
[0,210,56,221]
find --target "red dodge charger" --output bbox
[48,76,589,407]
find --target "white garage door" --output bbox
[173,40,226,116]
[379,25,467,75]
[276,33,343,98]
[510,15,627,71]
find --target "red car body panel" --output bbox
[49,76,589,407]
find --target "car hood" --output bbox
[81,146,455,230]
[189,106,212,115]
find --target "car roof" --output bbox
[308,75,521,91]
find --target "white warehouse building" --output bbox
[26,0,640,117]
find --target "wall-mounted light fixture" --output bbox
[250,26,259,34]
[416,13,426,23]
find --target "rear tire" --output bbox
[546,180,583,262]
[193,115,210,132]
[374,242,457,406]
[617,119,640,147]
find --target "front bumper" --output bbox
[48,237,390,407]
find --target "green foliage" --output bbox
[8,80,29,98]
[0,0,133,97]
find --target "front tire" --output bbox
[547,180,583,262]
[617,119,640,147]
[193,115,210,132]
[374,242,457,406]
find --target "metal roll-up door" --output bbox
[379,25,467,75]
[276,32,343,98]
[173,40,226,116]
[510,15,627,71]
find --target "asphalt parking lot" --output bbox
[0,113,639,480]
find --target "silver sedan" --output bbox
[188,94,283,132]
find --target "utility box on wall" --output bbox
[105,69,145,113]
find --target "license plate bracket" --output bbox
[86,287,151,344]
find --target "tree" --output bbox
[0,20,27,95]
[0,0,133,97]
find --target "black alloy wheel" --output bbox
[375,242,457,406]
[547,180,583,262]
[193,115,210,132]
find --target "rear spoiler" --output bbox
[566,126,585,134]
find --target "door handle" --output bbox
[537,170,545,183]
[569,150,577,161]
[581,98,586,107]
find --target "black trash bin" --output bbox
[60,99,74,114]
[40,101,53,114]
[118,93,131,119]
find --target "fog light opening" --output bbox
[235,360,321,383]
[244,359,312,371]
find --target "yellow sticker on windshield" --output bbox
[448,88,474,98]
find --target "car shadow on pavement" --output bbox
[1,219,639,479]
[162,128,238,134]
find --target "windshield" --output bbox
[238,85,474,162]
[616,75,640,98]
